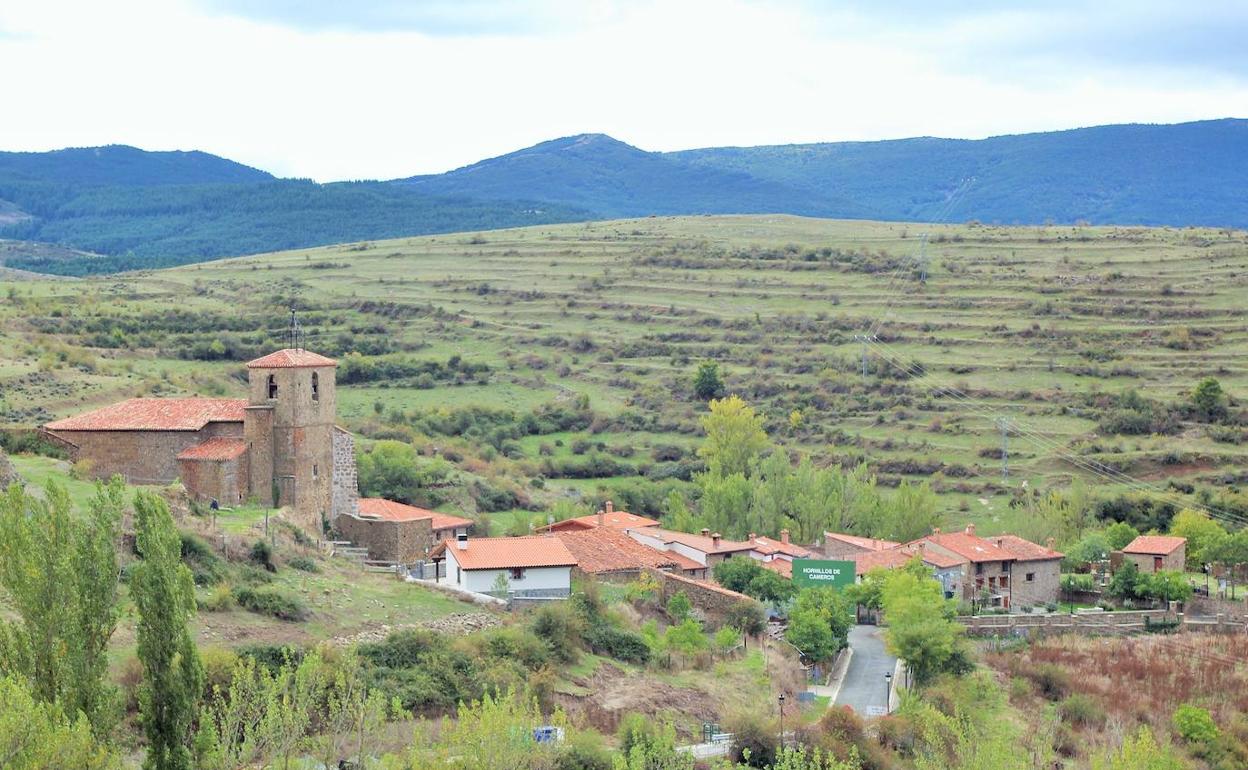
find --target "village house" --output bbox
[433,534,577,598]
[820,532,900,559]
[334,497,472,565]
[625,526,754,569]
[42,346,357,535]
[555,528,705,580]
[989,534,1064,608]
[909,525,1019,608]
[1121,535,1187,574]
[537,500,660,533]
[850,543,965,598]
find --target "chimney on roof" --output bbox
[1046,538,1056,550]
[597,508,605,528]
[701,528,711,537]
[456,532,468,551]
[605,500,614,514]
[780,529,790,545]
[711,533,721,548]
[932,527,940,535]
[749,532,757,540]
[965,523,975,536]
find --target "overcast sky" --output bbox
[1,0,1244,181]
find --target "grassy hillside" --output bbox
[2,215,1246,534]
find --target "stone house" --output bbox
[1122,535,1187,574]
[821,531,900,559]
[909,525,1021,609]
[625,526,754,568]
[334,498,472,565]
[990,535,1064,608]
[433,535,577,598]
[42,347,357,535]
[851,544,965,598]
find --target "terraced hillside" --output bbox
[2,215,1246,533]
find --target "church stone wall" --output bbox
[51,421,242,485]
[331,427,359,520]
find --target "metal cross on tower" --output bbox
[287,306,304,351]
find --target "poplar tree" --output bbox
[130,492,204,770]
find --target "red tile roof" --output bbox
[246,349,337,369]
[850,544,963,574]
[540,510,661,532]
[919,531,1016,563]
[665,570,754,601]
[632,527,755,555]
[1123,535,1186,556]
[824,532,900,552]
[556,529,684,574]
[177,438,247,461]
[357,498,472,531]
[991,535,1064,562]
[664,551,708,573]
[761,558,793,578]
[438,535,577,570]
[748,535,812,559]
[45,398,247,432]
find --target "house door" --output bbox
[1154,556,1163,571]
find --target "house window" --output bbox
[267,374,278,399]
[975,562,984,575]
[510,568,525,580]
[311,372,320,401]
[312,464,318,478]
[456,567,461,584]
[1025,572,1035,582]
[1002,561,1011,573]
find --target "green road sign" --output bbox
[791,559,855,589]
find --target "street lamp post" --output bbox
[884,671,893,713]
[777,693,786,751]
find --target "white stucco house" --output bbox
[432,534,577,598]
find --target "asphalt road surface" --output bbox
[833,625,897,715]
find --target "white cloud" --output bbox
[0,0,1244,181]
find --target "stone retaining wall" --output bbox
[957,609,1248,636]
[646,568,758,621]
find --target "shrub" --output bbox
[554,730,612,770]
[250,539,275,572]
[1173,703,1219,744]
[287,555,319,572]
[180,532,226,585]
[728,710,777,768]
[482,627,550,670]
[1059,694,1106,727]
[359,629,444,669]
[200,647,240,699]
[666,591,692,622]
[584,625,651,664]
[232,586,309,621]
[1026,663,1070,700]
[200,584,235,612]
[238,643,304,671]
[530,603,584,663]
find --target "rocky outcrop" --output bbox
[330,612,503,647]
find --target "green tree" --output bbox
[1107,559,1143,602]
[697,396,769,477]
[692,360,724,401]
[873,479,940,542]
[1064,530,1111,571]
[356,440,452,506]
[881,569,964,685]
[0,674,118,770]
[697,471,754,538]
[785,587,854,662]
[1192,377,1228,421]
[725,601,767,639]
[1168,508,1227,566]
[663,619,708,659]
[1140,570,1193,603]
[130,492,204,770]
[0,479,124,736]
[1105,521,1140,551]
[1091,727,1187,770]
[665,591,692,622]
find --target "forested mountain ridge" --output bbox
[2,118,1245,275]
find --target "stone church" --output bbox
[42,347,359,534]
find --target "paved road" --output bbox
[833,625,897,715]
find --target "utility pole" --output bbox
[855,335,869,380]
[998,418,1010,480]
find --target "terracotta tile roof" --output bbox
[748,535,812,559]
[438,535,577,570]
[177,438,247,461]
[665,570,754,601]
[45,398,247,432]
[1123,535,1186,556]
[851,544,964,574]
[991,535,1064,562]
[664,551,708,573]
[556,529,684,574]
[631,527,755,555]
[357,498,472,530]
[918,531,1015,563]
[540,510,661,532]
[761,559,793,578]
[824,532,900,552]
[246,348,337,369]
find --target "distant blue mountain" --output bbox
[0,144,274,185]
[397,119,1248,228]
[2,119,1245,275]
